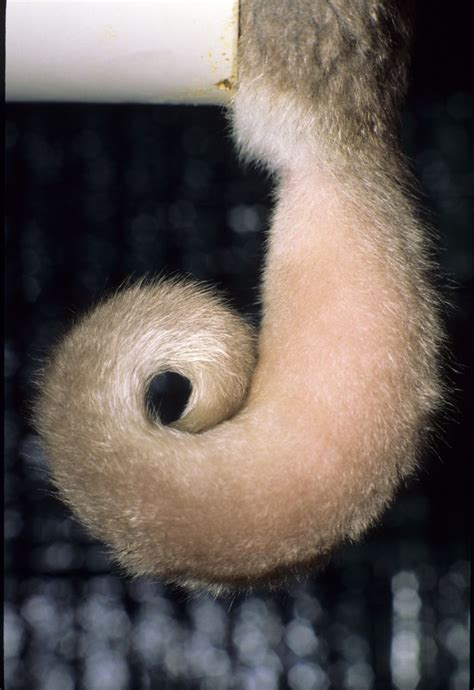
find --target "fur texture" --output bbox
[34,0,444,594]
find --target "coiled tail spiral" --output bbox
[34,0,444,593]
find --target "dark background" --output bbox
[4,3,472,689]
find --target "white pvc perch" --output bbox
[6,0,239,104]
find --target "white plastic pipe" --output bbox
[6,0,239,104]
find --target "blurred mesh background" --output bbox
[4,5,472,690]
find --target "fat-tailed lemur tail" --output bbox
[34,0,444,594]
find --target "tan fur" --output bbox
[34,0,444,594]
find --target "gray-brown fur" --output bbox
[34,1,444,594]
[247,2,411,120]
[236,0,413,163]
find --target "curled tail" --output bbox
[34,0,444,593]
